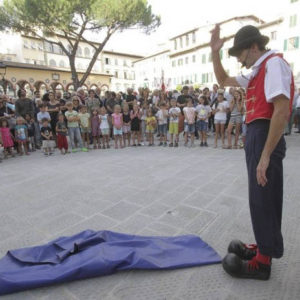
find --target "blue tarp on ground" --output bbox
[0,230,221,295]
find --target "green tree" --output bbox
[0,0,160,89]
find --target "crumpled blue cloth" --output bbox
[0,230,221,295]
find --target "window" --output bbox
[38,43,43,51]
[192,55,196,63]
[49,59,56,67]
[123,60,128,66]
[180,37,183,48]
[185,57,189,64]
[105,57,110,65]
[59,60,65,68]
[84,47,90,58]
[31,42,36,50]
[76,46,82,56]
[194,74,197,82]
[202,54,206,64]
[115,59,118,65]
[186,34,189,47]
[172,60,176,67]
[192,32,196,43]
[115,70,118,78]
[77,63,83,70]
[208,53,212,62]
[174,40,177,50]
[25,59,30,64]
[23,40,29,49]
[124,71,127,79]
[289,15,297,27]
[53,44,62,54]
[284,37,300,50]
[44,42,53,53]
[271,31,277,40]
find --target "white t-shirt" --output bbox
[155,109,168,125]
[169,107,181,123]
[236,50,292,103]
[195,104,212,122]
[99,114,109,129]
[183,106,196,123]
[213,101,228,121]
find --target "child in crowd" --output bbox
[99,106,110,149]
[130,104,141,146]
[140,102,148,145]
[91,108,101,149]
[196,96,211,147]
[112,105,123,149]
[37,104,51,128]
[15,117,29,155]
[56,113,69,154]
[146,109,156,146]
[78,105,91,150]
[212,90,228,148]
[156,102,168,146]
[0,119,15,158]
[183,99,196,147]
[40,118,55,156]
[25,113,36,151]
[65,102,87,152]
[168,98,180,147]
[0,133,3,162]
[122,103,131,147]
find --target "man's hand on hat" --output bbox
[210,24,225,52]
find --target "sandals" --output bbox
[222,145,232,149]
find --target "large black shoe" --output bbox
[228,239,257,260]
[222,253,271,280]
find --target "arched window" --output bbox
[77,46,82,57]
[84,47,90,58]
[49,59,56,67]
[59,60,65,68]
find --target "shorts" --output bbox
[146,128,155,134]
[42,140,55,149]
[169,122,179,135]
[80,127,91,134]
[214,119,226,125]
[113,127,123,135]
[229,115,243,125]
[184,123,195,133]
[123,125,131,134]
[101,128,109,136]
[158,124,168,135]
[196,120,208,132]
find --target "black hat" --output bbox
[228,25,269,57]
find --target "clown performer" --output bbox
[210,24,294,280]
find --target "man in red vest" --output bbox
[210,25,294,280]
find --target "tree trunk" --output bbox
[68,55,80,90]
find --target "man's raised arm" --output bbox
[210,25,240,88]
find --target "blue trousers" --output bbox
[245,120,286,258]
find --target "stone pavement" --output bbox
[0,133,299,300]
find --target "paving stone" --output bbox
[102,201,142,221]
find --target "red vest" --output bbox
[245,53,294,124]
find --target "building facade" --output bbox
[133,50,171,90]
[134,1,300,90]
[0,31,143,96]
